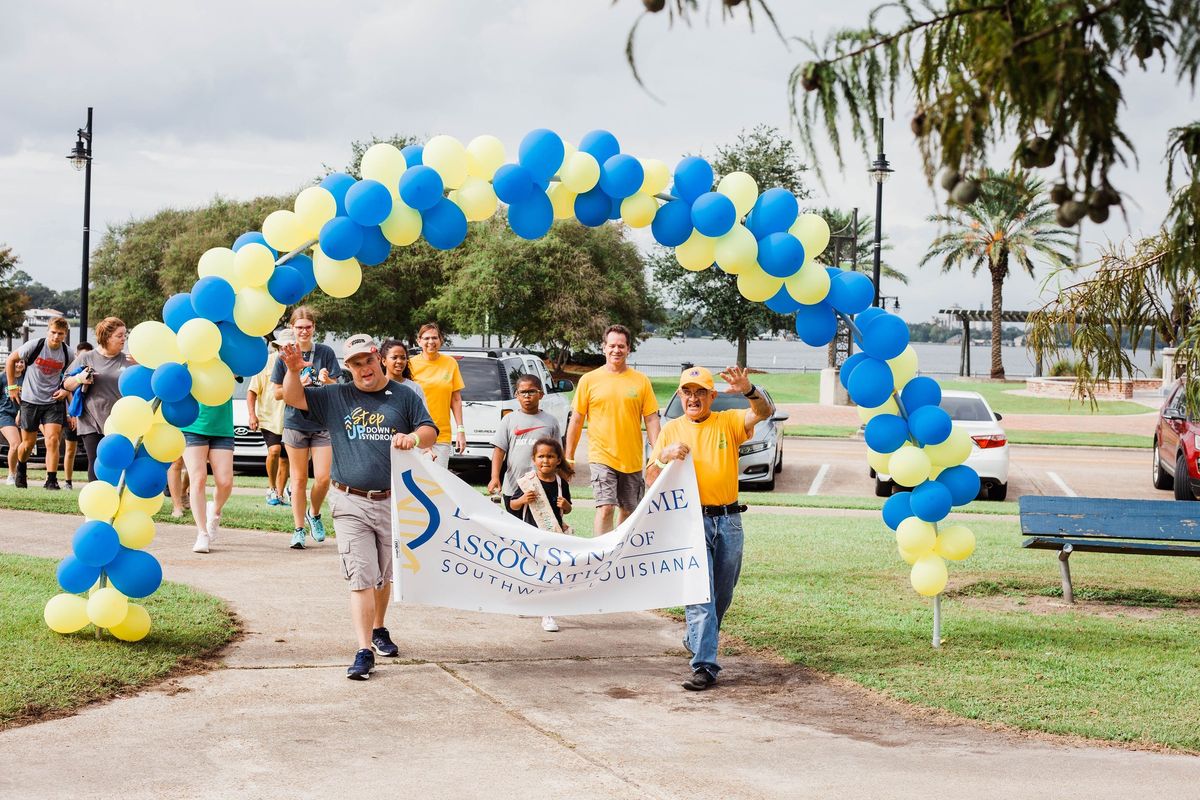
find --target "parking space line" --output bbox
[1046,471,1078,497]
[808,464,830,496]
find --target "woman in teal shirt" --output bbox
[182,397,234,554]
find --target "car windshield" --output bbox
[664,392,750,419]
[456,357,506,402]
[940,396,993,422]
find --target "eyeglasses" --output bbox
[516,389,542,396]
[679,389,710,399]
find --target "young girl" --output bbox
[508,437,574,632]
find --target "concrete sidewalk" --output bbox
[2,510,1197,799]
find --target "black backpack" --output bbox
[24,338,68,384]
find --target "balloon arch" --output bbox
[43,129,979,642]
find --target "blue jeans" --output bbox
[684,512,745,676]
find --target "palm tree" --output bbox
[921,169,1074,380]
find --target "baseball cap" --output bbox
[342,334,379,360]
[678,366,714,391]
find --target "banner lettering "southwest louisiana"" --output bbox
[390,451,711,615]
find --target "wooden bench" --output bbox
[1018,496,1200,603]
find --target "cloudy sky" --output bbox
[1,1,1192,324]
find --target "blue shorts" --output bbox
[0,412,15,429]
[183,433,235,451]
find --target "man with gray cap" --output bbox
[280,333,437,680]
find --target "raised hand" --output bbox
[719,366,752,395]
[279,343,311,374]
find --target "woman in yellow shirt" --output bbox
[408,322,465,466]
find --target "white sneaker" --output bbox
[4,475,14,486]
[206,501,220,542]
[541,616,559,632]
[192,532,210,554]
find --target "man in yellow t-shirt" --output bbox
[565,324,660,534]
[409,322,466,467]
[248,343,290,506]
[647,365,774,692]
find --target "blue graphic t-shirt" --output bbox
[302,380,435,491]
[271,343,341,432]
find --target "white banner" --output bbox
[390,450,711,615]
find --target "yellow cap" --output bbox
[678,366,715,391]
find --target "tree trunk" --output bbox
[737,335,748,368]
[990,253,1007,381]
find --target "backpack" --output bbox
[24,338,68,384]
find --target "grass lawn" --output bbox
[0,553,237,727]
[651,372,820,406]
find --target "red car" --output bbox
[1153,380,1200,500]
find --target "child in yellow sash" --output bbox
[510,437,574,632]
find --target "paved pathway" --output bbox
[2,510,1198,799]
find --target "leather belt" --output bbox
[333,480,391,501]
[702,503,746,517]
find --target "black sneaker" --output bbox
[44,476,61,491]
[682,668,717,691]
[14,462,27,489]
[64,480,73,491]
[347,648,375,681]
[372,627,399,658]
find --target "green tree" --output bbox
[921,169,1073,379]
[0,246,29,337]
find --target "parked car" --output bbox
[660,384,788,491]
[1152,380,1200,500]
[231,377,270,471]
[872,389,1010,500]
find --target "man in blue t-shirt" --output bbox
[280,334,437,681]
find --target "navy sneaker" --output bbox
[347,648,375,681]
[372,627,399,658]
[682,668,717,691]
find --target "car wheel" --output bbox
[988,482,1009,501]
[1153,442,1173,490]
[1174,451,1196,501]
[761,475,776,491]
[874,476,893,497]
[774,447,783,474]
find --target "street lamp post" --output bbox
[67,107,93,344]
[869,117,893,308]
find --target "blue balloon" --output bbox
[827,271,875,315]
[864,414,909,454]
[216,322,268,378]
[421,198,468,250]
[910,480,953,523]
[151,362,192,403]
[672,156,714,203]
[400,144,423,167]
[755,188,799,235]
[758,233,806,278]
[579,129,620,165]
[900,375,942,411]
[232,232,276,256]
[162,395,200,428]
[125,456,168,499]
[106,547,163,599]
[492,163,535,204]
[163,293,199,332]
[95,459,123,486]
[398,165,444,211]
[57,555,101,594]
[518,128,565,182]
[574,187,613,228]
[319,172,357,216]
[691,192,736,237]
[650,199,693,246]
[794,302,838,346]
[96,433,135,471]
[118,365,155,402]
[345,179,393,227]
[909,405,953,446]
[599,154,644,199]
[509,191,553,240]
[608,195,623,221]
[882,491,913,531]
[764,284,803,314]
[73,521,120,568]
[267,265,307,305]
[846,357,894,408]
[354,226,392,266]
[189,276,236,323]
[937,465,982,506]
[318,217,364,261]
[839,352,871,390]
[854,306,887,330]
[284,253,317,295]
[860,312,910,360]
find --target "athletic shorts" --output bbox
[261,428,283,449]
[19,401,65,432]
[589,463,646,511]
[329,490,392,591]
[0,412,16,429]
[284,428,331,449]
[183,433,235,450]
[64,424,80,442]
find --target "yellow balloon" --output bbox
[262,210,307,252]
[548,182,577,220]
[888,346,919,389]
[717,171,759,217]
[896,517,937,557]
[109,603,152,642]
[233,286,285,337]
[790,213,832,260]
[466,135,506,180]
[897,544,921,565]
[784,262,832,304]
[676,231,717,272]
[380,203,422,246]
[888,444,932,487]
[142,422,186,463]
[233,243,275,289]
[197,247,236,282]
[910,554,949,596]
[620,193,658,228]
[177,318,222,363]
[857,397,899,423]
[935,524,976,561]
[925,426,973,467]
[87,587,129,629]
[714,224,758,274]
[450,177,498,222]
[866,447,892,475]
[105,396,154,440]
[314,249,363,298]
[45,593,90,634]
[294,186,338,237]
[119,490,163,518]
[360,143,407,193]
[113,509,156,549]
[560,151,600,193]
[737,267,784,302]
[423,135,468,189]
[189,358,235,406]
[639,158,671,195]
[128,321,181,369]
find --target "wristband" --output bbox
[743,384,758,398]
[6,385,18,392]
[566,458,576,465]
[408,432,420,447]
[652,458,669,469]
[455,425,465,434]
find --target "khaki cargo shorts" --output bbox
[589,463,645,511]
[329,489,393,591]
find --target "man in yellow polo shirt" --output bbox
[565,324,660,534]
[647,365,774,691]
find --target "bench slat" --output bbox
[1023,536,1200,557]
[1018,496,1200,541]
